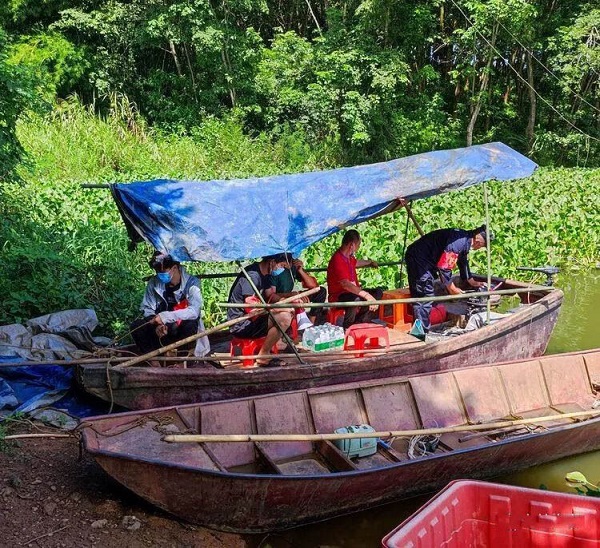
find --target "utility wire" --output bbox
[449,0,600,144]
[491,17,600,116]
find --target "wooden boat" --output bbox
[77,278,563,409]
[81,347,600,533]
[382,480,600,547]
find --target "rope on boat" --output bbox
[78,413,176,438]
[408,434,441,459]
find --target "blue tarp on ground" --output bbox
[0,358,111,418]
[112,142,537,262]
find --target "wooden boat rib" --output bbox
[82,347,600,533]
[77,279,563,409]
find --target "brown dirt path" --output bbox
[0,427,250,548]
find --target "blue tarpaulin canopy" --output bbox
[111,142,537,262]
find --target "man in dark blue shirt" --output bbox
[404,225,492,333]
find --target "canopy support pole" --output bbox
[218,285,552,309]
[238,262,305,365]
[484,183,492,324]
[404,202,425,236]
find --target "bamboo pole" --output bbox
[214,344,419,362]
[217,285,553,309]
[115,287,320,368]
[163,409,600,443]
[183,261,405,280]
[403,202,425,236]
[3,433,72,440]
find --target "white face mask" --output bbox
[272,266,285,276]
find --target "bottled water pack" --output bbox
[302,323,345,352]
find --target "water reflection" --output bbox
[546,270,600,354]
[262,270,600,548]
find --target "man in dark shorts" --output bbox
[404,225,492,333]
[227,254,294,367]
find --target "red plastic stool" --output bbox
[344,323,389,357]
[230,337,279,367]
[327,308,346,327]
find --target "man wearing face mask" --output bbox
[130,252,210,362]
[227,254,294,367]
[272,252,327,326]
[327,229,383,329]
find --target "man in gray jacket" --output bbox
[130,252,209,362]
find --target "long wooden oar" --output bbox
[163,408,600,443]
[115,287,320,369]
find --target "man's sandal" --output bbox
[257,357,286,368]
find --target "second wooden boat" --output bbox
[81,347,600,532]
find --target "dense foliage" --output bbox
[0,0,598,169]
[0,104,597,336]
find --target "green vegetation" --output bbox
[0,0,598,175]
[0,1,598,338]
[0,102,597,338]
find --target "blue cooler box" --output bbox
[333,424,378,458]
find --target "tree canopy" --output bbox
[1,0,599,173]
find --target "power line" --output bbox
[449,0,600,144]
[492,17,600,116]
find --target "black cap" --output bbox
[149,252,179,270]
[474,225,495,245]
[263,252,293,263]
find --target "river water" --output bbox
[260,270,600,547]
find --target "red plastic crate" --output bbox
[382,480,600,548]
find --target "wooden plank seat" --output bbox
[309,385,404,465]
[198,400,257,472]
[254,392,347,474]
[360,381,420,460]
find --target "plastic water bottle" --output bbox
[302,327,315,350]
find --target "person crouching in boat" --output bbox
[404,225,493,334]
[272,252,327,327]
[227,254,294,368]
[326,229,383,329]
[130,252,210,364]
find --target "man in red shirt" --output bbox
[326,229,383,328]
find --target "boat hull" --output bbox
[77,287,563,409]
[82,347,600,532]
[89,414,600,533]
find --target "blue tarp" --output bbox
[112,142,537,262]
[0,358,112,418]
